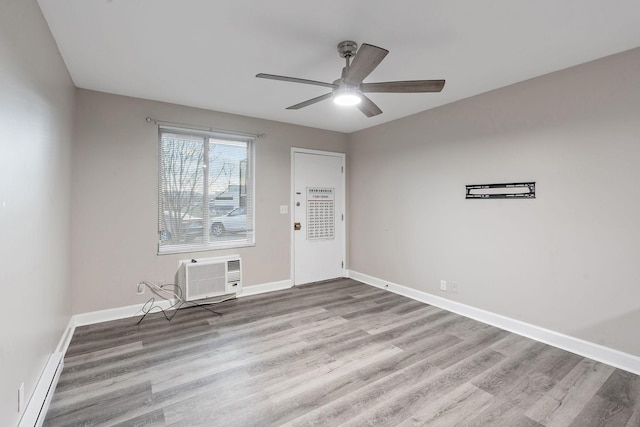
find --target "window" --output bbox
[158,126,254,254]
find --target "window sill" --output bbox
[158,240,255,255]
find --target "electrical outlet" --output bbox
[136,282,145,295]
[440,280,447,291]
[18,383,24,412]
[450,282,459,294]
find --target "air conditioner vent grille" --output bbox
[227,259,241,283]
[179,256,242,301]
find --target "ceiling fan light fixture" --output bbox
[256,40,444,117]
[333,87,362,106]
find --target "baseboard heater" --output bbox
[178,255,242,301]
[19,352,64,427]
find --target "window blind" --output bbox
[158,126,254,254]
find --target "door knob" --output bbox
[294,222,301,231]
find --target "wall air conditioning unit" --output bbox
[178,255,242,301]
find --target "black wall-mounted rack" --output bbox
[466,182,536,199]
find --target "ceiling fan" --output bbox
[256,40,445,117]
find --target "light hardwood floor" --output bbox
[44,279,640,426]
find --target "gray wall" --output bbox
[3,5,637,422]
[0,0,74,425]
[348,48,640,357]
[72,89,348,314]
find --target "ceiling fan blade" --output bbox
[362,80,446,93]
[286,92,333,110]
[344,43,389,86]
[256,73,337,89]
[357,95,383,117]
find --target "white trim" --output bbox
[158,241,255,256]
[290,147,347,286]
[238,279,293,297]
[55,318,76,356]
[71,279,293,327]
[73,299,177,327]
[18,352,64,427]
[348,269,640,376]
[19,317,75,427]
[18,317,73,427]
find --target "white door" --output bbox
[292,149,345,286]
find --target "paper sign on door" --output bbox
[306,187,335,241]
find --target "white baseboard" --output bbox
[348,270,640,376]
[19,316,74,427]
[55,318,76,356]
[70,279,293,327]
[239,279,293,297]
[18,352,64,427]
[72,299,177,327]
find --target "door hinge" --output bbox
[341,214,344,221]
[341,261,344,268]
[341,166,344,173]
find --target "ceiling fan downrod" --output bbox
[337,40,358,70]
[255,39,444,117]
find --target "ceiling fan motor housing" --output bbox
[256,40,444,117]
[337,40,358,58]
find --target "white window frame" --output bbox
[157,125,255,254]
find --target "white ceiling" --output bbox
[37,0,640,134]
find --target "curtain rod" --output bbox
[145,117,266,139]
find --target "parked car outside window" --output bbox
[211,207,247,236]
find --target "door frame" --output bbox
[290,147,346,285]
